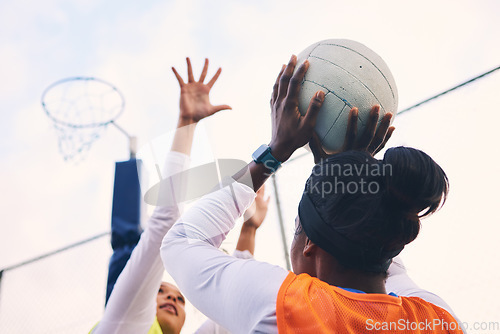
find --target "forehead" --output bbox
[160,282,182,295]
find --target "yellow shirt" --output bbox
[89,317,163,334]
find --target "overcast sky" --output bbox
[1,0,499,332]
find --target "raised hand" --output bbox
[309,105,395,164]
[268,55,325,163]
[172,58,231,126]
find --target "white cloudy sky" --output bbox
[1,0,499,332]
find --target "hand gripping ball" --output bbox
[296,39,398,152]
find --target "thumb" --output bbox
[212,104,233,113]
[210,104,232,115]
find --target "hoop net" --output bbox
[41,77,125,161]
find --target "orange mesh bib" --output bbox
[276,272,462,333]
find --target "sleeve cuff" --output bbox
[232,249,254,259]
[161,151,191,177]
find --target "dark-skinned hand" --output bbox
[309,105,395,164]
[268,55,325,163]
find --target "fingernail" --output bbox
[290,54,296,62]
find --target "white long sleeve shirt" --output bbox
[93,152,250,334]
[161,181,460,334]
[93,151,191,334]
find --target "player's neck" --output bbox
[322,271,387,294]
[315,254,387,294]
[158,323,180,334]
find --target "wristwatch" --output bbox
[252,144,282,173]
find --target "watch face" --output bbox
[252,144,281,172]
[252,144,269,161]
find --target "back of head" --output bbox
[379,146,449,250]
[300,147,449,273]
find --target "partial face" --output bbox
[156,282,186,334]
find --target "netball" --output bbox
[296,39,398,152]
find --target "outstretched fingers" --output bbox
[172,67,184,86]
[207,68,222,88]
[186,57,195,83]
[199,58,209,82]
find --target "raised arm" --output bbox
[171,57,231,155]
[161,57,326,333]
[236,185,270,255]
[161,55,396,334]
[93,58,230,334]
[194,186,270,334]
[162,181,287,334]
[233,55,394,191]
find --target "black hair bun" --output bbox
[381,147,449,247]
[383,147,449,217]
